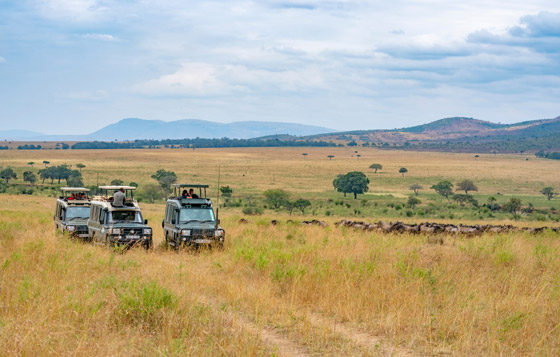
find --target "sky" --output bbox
[0,0,560,134]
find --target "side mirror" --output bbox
[216,219,221,225]
[144,219,148,224]
[171,218,176,225]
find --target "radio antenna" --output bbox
[217,164,221,207]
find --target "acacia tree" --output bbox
[409,183,423,196]
[327,155,334,160]
[151,169,177,192]
[504,197,522,220]
[431,180,454,202]
[42,160,50,167]
[540,187,558,201]
[27,161,35,168]
[408,196,421,208]
[76,163,86,174]
[333,171,369,199]
[220,186,233,207]
[293,198,311,214]
[0,167,17,183]
[111,179,124,186]
[399,167,408,177]
[369,163,382,173]
[302,153,308,159]
[263,189,289,209]
[23,171,37,186]
[457,180,478,195]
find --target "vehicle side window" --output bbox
[100,210,106,224]
[166,204,174,223]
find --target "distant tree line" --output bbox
[535,150,560,160]
[71,138,339,150]
[0,146,8,150]
[18,144,42,150]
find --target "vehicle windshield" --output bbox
[65,206,91,220]
[109,210,143,223]
[179,208,215,223]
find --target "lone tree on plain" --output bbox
[302,153,308,159]
[76,163,86,174]
[23,171,37,185]
[540,187,558,201]
[220,185,233,207]
[27,161,35,168]
[140,183,165,203]
[0,167,17,183]
[111,179,124,186]
[399,167,408,177]
[294,198,311,214]
[42,160,50,167]
[431,180,454,202]
[504,197,522,220]
[409,183,423,196]
[151,169,177,192]
[327,155,334,160]
[333,171,370,199]
[263,189,289,209]
[369,163,382,173]
[457,180,478,195]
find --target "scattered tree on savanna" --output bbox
[263,189,289,209]
[23,171,37,186]
[220,185,233,207]
[457,180,478,195]
[76,163,86,174]
[27,161,35,168]
[327,155,334,160]
[151,169,177,192]
[129,182,138,187]
[540,187,558,201]
[139,183,165,203]
[293,198,311,214]
[111,179,124,186]
[333,171,369,199]
[452,194,478,207]
[399,167,408,177]
[407,196,421,208]
[431,180,454,202]
[409,183,423,196]
[42,160,50,167]
[475,155,479,159]
[356,154,361,159]
[369,163,382,173]
[486,196,500,211]
[67,172,83,187]
[302,153,308,158]
[283,200,296,215]
[0,168,17,184]
[504,197,522,220]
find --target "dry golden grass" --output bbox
[2,193,560,356]
[1,148,560,355]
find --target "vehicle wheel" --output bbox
[145,240,153,251]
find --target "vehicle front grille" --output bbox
[191,228,215,237]
[76,225,88,234]
[121,228,143,236]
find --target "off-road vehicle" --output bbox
[54,187,92,240]
[162,184,225,249]
[88,185,153,250]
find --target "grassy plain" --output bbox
[1,147,560,355]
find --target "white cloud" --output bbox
[133,62,325,97]
[34,0,110,22]
[81,33,118,41]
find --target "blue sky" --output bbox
[1,0,559,134]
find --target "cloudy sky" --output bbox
[1,0,559,134]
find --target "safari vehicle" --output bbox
[162,184,225,249]
[54,187,91,240]
[87,186,153,250]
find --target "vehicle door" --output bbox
[54,202,62,230]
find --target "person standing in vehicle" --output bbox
[113,188,125,207]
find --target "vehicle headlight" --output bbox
[143,228,152,235]
[181,229,191,236]
[111,228,121,235]
[66,225,76,232]
[215,229,224,237]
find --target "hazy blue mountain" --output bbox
[83,118,336,140]
[0,130,45,140]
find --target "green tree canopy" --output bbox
[456,180,478,195]
[399,167,408,177]
[139,183,165,203]
[111,179,124,186]
[431,180,454,202]
[333,171,370,199]
[27,161,35,167]
[452,194,478,207]
[151,169,177,192]
[369,163,382,173]
[504,197,522,220]
[23,171,37,185]
[540,187,558,201]
[76,163,86,173]
[293,198,311,214]
[407,196,421,208]
[0,167,17,183]
[263,189,289,209]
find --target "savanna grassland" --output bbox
[1,147,560,356]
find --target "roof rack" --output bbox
[98,185,137,190]
[60,187,91,202]
[61,187,91,192]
